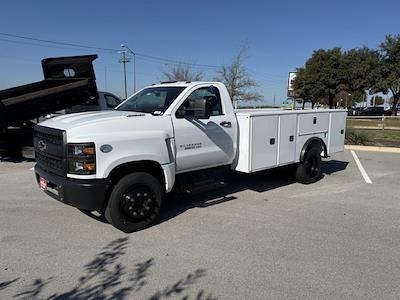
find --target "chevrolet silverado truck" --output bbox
[34,81,347,232]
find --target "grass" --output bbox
[347,118,400,129]
[345,128,400,147]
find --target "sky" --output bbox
[1,0,400,104]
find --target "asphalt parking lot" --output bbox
[1,150,399,299]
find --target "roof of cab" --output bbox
[149,81,220,88]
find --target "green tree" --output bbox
[305,48,345,108]
[162,64,203,81]
[342,47,379,100]
[292,67,323,109]
[370,34,400,115]
[215,46,262,108]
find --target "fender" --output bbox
[300,137,328,162]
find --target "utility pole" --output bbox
[273,94,276,106]
[119,50,130,99]
[121,44,136,93]
[104,66,108,91]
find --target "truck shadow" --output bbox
[157,159,348,225]
[8,237,216,300]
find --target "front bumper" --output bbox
[35,165,108,210]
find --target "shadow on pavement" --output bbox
[321,159,349,175]
[8,237,215,300]
[0,278,19,291]
[157,159,348,226]
[0,155,34,163]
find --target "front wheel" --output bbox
[105,172,163,233]
[295,148,322,184]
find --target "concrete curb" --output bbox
[345,145,400,153]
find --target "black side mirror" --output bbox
[177,98,211,119]
[193,98,211,119]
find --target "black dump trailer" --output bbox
[0,54,98,155]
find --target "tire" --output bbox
[105,172,164,233]
[295,147,322,184]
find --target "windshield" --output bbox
[116,86,186,114]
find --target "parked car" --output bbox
[356,106,390,116]
[66,91,122,113]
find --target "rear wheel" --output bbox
[105,172,163,233]
[295,148,322,184]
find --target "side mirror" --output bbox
[177,98,211,119]
[193,98,211,119]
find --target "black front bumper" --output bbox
[35,165,108,210]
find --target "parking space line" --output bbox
[351,150,372,184]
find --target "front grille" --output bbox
[34,125,67,176]
[35,151,66,176]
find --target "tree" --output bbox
[162,64,203,81]
[342,47,379,100]
[215,46,262,108]
[370,34,400,115]
[292,67,322,109]
[303,48,345,108]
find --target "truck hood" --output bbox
[39,110,174,141]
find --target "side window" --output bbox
[176,86,223,118]
[104,94,122,108]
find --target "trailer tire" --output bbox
[295,147,322,184]
[105,172,163,233]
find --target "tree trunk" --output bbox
[328,95,334,109]
[302,99,305,110]
[392,94,399,116]
[311,101,316,109]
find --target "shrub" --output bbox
[345,128,369,145]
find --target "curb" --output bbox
[345,145,400,153]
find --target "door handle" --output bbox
[219,121,232,128]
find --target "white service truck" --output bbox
[34,81,347,232]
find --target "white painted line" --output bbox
[29,167,34,170]
[351,150,372,184]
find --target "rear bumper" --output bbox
[35,165,108,210]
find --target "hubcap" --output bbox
[121,186,155,221]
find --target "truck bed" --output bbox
[0,55,98,128]
[1,78,91,126]
[234,109,347,173]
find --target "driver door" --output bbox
[172,85,236,172]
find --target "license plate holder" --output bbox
[39,177,47,191]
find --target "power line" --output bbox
[0,37,104,53]
[0,32,220,68]
[0,32,117,52]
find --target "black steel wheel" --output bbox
[105,172,163,233]
[295,147,322,184]
[121,186,156,221]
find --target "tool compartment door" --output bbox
[328,111,346,153]
[278,114,297,164]
[250,115,278,171]
[298,112,329,135]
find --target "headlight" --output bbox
[68,143,95,156]
[67,143,96,175]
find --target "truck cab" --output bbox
[34,81,346,232]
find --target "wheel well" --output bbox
[107,160,165,190]
[300,138,327,162]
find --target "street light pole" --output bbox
[121,44,136,93]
